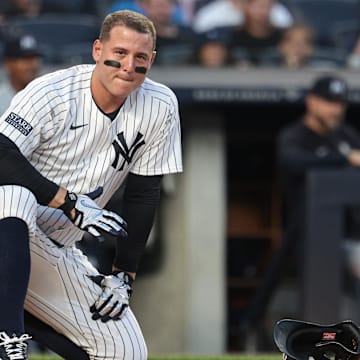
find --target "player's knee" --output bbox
[89,331,148,360]
[108,339,147,360]
[0,185,37,225]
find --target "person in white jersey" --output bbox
[0,9,182,360]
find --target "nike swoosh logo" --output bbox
[79,199,100,210]
[70,124,88,130]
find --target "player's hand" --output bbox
[60,187,127,242]
[89,272,133,322]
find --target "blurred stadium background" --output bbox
[2,0,360,358]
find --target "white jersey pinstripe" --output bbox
[0,64,182,246]
[0,64,183,359]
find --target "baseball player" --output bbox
[0,9,182,360]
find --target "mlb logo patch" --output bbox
[322,332,337,341]
[5,112,33,136]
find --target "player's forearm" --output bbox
[112,266,136,280]
[48,186,68,209]
[113,173,162,273]
[0,134,72,210]
[114,199,158,273]
[0,133,59,205]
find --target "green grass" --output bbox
[29,354,281,360]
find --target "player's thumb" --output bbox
[86,186,103,200]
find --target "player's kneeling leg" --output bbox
[0,185,38,359]
[86,308,148,360]
[0,185,38,226]
[25,311,90,360]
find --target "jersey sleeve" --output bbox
[0,80,56,158]
[131,88,183,176]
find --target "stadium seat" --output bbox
[154,43,195,65]
[258,46,348,68]
[331,20,359,53]
[41,0,98,16]
[59,43,94,65]
[289,0,360,47]
[3,14,100,64]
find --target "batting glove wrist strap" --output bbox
[89,272,133,322]
[111,271,134,286]
[59,191,77,219]
[60,187,128,242]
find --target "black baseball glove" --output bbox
[273,318,360,360]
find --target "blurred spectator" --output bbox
[0,33,41,114]
[192,0,294,33]
[176,0,194,25]
[1,0,41,19]
[277,75,360,304]
[277,75,356,233]
[107,0,187,25]
[239,75,360,331]
[272,23,346,69]
[287,0,359,49]
[0,1,11,25]
[130,0,195,65]
[142,0,194,48]
[277,23,314,68]
[187,28,235,67]
[227,0,286,65]
[260,23,315,68]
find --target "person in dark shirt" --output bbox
[228,0,285,65]
[187,28,235,67]
[277,75,360,224]
[240,74,360,333]
[141,0,195,64]
[277,74,360,303]
[260,23,316,68]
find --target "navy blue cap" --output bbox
[3,34,42,59]
[196,28,230,47]
[309,75,348,102]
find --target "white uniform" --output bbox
[0,64,183,360]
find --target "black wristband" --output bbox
[59,191,77,218]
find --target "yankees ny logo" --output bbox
[112,132,145,171]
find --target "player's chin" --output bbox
[113,82,141,96]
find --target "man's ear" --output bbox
[92,39,102,62]
[149,50,157,67]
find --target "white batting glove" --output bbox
[89,272,133,322]
[60,187,127,242]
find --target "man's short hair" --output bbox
[99,10,157,51]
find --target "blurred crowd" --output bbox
[0,0,359,69]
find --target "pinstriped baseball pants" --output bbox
[0,185,148,360]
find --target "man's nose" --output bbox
[122,56,136,73]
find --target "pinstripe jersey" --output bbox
[0,64,182,246]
